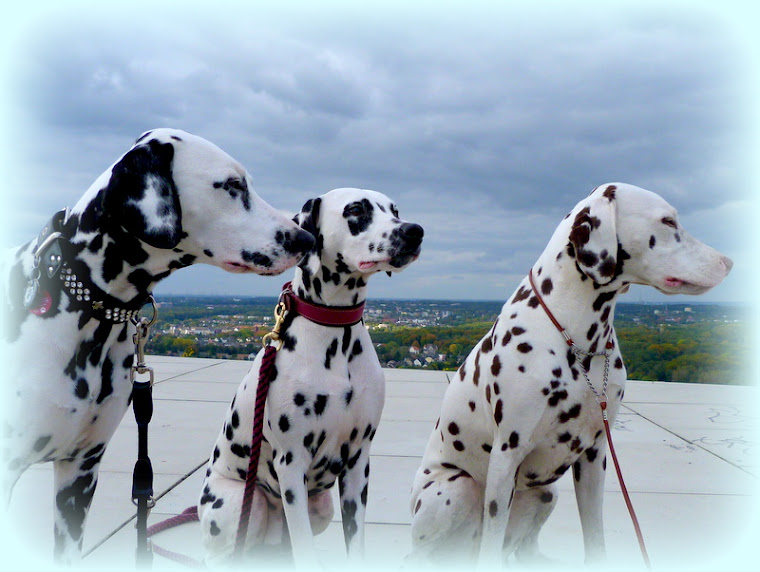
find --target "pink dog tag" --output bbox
[29,291,53,315]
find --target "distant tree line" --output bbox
[370,321,748,385]
[145,297,748,385]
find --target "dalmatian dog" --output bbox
[409,183,732,568]
[1,128,314,562]
[198,188,424,567]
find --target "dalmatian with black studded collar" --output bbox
[409,183,732,567]
[1,129,314,563]
[198,188,423,567]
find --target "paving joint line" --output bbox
[621,403,756,478]
[83,460,208,559]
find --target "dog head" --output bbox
[294,187,424,276]
[567,183,732,294]
[77,128,313,276]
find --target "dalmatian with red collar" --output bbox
[409,183,732,568]
[198,188,424,566]
[1,128,314,563]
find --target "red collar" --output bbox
[280,282,365,327]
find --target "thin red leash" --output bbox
[527,269,651,568]
[600,402,651,568]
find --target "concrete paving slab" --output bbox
[3,357,757,571]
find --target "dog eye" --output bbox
[390,205,400,218]
[214,177,247,192]
[661,217,678,229]
[227,178,247,191]
[345,203,365,217]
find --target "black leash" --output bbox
[130,300,158,568]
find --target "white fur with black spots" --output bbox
[199,188,423,567]
[1,128,313,563]
[408,183,732,568]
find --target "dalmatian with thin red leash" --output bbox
[1,128,314,563]
[409,183,732,568]
[198,188,424,567]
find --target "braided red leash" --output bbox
[146,505,199,537]
[145,506,204,568]
[235,344,278,554]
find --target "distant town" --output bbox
[145,296,747,385]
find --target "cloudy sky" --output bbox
[1,0,756,303]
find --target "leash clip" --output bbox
[130,297,158,386]
[262,300,288,351]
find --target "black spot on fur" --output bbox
[74,378,89,399]
[33,435,52,453]
[494,400,503,425]
[96,356,114,404]
[491,355,501,376]
[548,390,569,407]
[230,443,250,458]
[314,394,329,416]
[241,250,272,268]
[593,290,616,312]
[559,403,582,423]
[348,339,363,362]
[324,338,339,369]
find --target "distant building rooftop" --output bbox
[5,356,757,569]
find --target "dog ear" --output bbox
[294,197,321,238]
[293,197,322,266]
[569,189,619,284]
[102,139,183,249]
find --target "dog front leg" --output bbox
[478,443,522,569]
[338,448,372,560]
[573,444,608,564]
[277,470,317,568]
[52,452,103,563]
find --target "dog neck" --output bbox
[526,229,627,354]
[291,252,370,307]
[63,209,194,307]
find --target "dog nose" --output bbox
[283,229,316,255]
[721,255,733,274]
[399,223,424,246]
